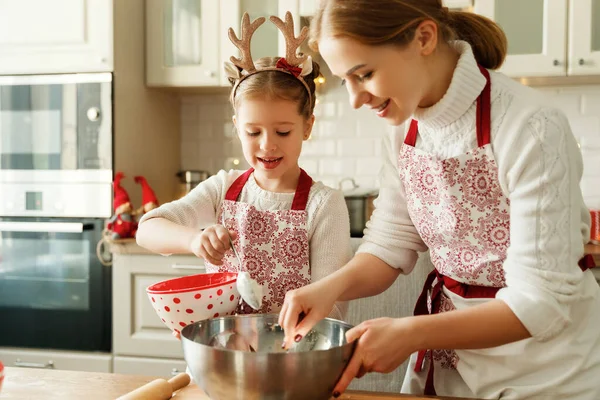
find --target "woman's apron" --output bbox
[398,66,598,399]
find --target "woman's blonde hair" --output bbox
[310,0,507,70]
[228,57,321,120]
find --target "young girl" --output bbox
[278,1,600,399]
[136,12,351,320]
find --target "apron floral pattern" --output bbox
[204,168,312,314]
[398,66,507,395]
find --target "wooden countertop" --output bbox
[0,367,475,400]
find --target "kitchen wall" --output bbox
[180,84,600,209]
[180,84,388,192]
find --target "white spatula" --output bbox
[222,215,262,310]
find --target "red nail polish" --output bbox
[294,334,302,342]
[333,391,340,398]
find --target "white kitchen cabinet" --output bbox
[146,0,220,86]
[568,0,600,75]
[113,356,187,377]
[0,0,113,74]
[146,0,301,87]
[475,0,567,77]
[476,0,600,78]
[299,0,317,16]
[0,347,112,373]
[220,0,301,86]
[112,252,205,359]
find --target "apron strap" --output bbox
[404,65,492,149]
[413,253,592,396]
[224,168,254,201]
[404,119,419,146]
[224,168,313,211]
[413,269,501,396]
[476,65,492,147]
[291,169,313,211]
[579,253,596,271]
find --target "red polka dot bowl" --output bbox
[146,272,240,335]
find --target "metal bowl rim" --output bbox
[181,314,355,355]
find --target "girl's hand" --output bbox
[332,317,419,397]
[278,280,340,349]
[188,224,236,265]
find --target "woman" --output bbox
[278,1,600,399]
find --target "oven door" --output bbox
[0,217,110,351]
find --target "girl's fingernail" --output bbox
[333,391,341,398]
[294,334,302,342]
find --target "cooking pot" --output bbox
[176,170,210,198]
[339,178,378,238]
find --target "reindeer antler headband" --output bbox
[224,12,313,104]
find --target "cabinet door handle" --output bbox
[171,368,181,377]
[553,59,562,66]
[579,58,586,66]
[14,359,55,369]
[171,263,205,271]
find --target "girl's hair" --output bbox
[228,57,321,119]
[310,0,507,70]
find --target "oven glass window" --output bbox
[0,84,73,170]
[0,236,90,310]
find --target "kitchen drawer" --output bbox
[113,253,203,359]
[113,356,187,377]
[0,347,111,373]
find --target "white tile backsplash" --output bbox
[180,84,600,208]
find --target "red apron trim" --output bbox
[413,268,500,396]
[291,169,313,211]
[224,168,254,201]
[476,65,492,147]
[414,254,593,395]
[579,253,596,271]
[224,168,312,211]
[405,119,419,147]
[404,65,492,149]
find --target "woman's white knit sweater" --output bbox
[139,169,353,319]
[358,41,598,341]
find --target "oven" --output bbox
[0,73,113,352]
[0,217,111,351]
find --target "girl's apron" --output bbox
[205,168,313,314]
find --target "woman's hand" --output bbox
[278,280,341,349]
[188,224,236,265]
[332,317,419,397]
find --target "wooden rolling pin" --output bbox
[116,372,191,400]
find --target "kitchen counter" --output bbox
[0,367,477,400]
[107,238,157,255]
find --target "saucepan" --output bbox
[339,177,378,237]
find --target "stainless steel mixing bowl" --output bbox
[181,313,356,400]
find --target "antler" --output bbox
[228,13,266,73]
[270,12,308,66]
